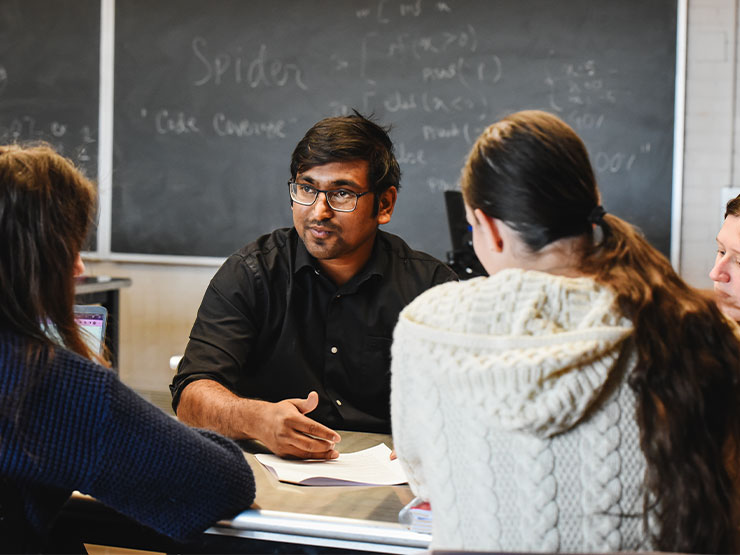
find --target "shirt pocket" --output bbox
[359,336,392,399]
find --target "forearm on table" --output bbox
[176,379,266,440]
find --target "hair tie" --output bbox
[587,205,607,225]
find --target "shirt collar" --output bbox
[294,230,317,274]
[292,228,388,287]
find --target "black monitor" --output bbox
[444,191,486,280]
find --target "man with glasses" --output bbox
[170,113,457,459]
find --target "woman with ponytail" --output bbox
[0,144,255,552]
[390,110,740,553]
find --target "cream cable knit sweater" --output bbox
[391,268,652,552]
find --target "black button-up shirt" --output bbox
[170,227,457,433]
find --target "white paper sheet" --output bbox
[255,443,408,486]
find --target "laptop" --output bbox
[74,305,108,355]
[443,191,486,279]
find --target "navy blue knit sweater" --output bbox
[0,331,255,548]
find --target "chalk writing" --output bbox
[376,0,390,23]
[328,101,352,117]
[81,125,95,144]
[546,58,616,115]
[330,53,350,71]
[192,37,307,90]
[427,177,458,192]
[0,115,96,175]
[396,142,426,165]
[569,111,605,130]
[383,90,479,114]
[212,113,286,139]
[371,0,453,22]
[422,122,471,142]
[154,110,199,135]
[594,151,636,174]
[399,0,422,17]
[422,58,463,82]
[140,108,293,141]
[381,25,478,60]
[50,122,67,137]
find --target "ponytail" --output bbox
[462,109,740,552]
[582,214,740,553]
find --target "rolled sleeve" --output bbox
[170,254,262,411]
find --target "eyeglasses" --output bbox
[288,181,372,212]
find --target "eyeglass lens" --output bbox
[290,182,358,211]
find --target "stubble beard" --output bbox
[301,227,346,261]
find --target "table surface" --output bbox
[211,431,431,553]
[74,276,132,295]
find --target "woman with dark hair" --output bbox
[0,144,255,552]
[710,194,740,321]
[391,110,740,553]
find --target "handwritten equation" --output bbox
[142,0,649,195]
[0,114,97,177]
[113,0,677,258]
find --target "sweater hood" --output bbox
[394,268,634,438]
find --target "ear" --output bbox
[376,186,397,225]
[73,253,86,277]
[474,208,505,252]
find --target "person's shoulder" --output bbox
[231,227,295,260]
[52,343,117,386]
[397,276,478,331]
[403,275,480,314]
[398,268,614,328]
[0,330,116,395]
[215,227,297,279]
[492,268,613,301]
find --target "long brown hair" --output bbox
[0,143,98,361]
[462,110,740,553]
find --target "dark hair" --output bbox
[0,143,98,362]
[462,110,740,553]
[290,112,401,215]
[725,195,740,219]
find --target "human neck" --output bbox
[519,236,586,278]
[318,237,376,287]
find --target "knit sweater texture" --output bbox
[391,268,651,552]
[0,331,256,550]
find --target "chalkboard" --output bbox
[0,0,100,248]
[112,0,677,260]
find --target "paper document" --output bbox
[255,443,408,486]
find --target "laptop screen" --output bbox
[74,305,108,355]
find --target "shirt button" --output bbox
[330,346,338,354]
[336,399,342,406]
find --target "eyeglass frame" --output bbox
[287,180,373,213]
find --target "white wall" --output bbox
[83,260,216,394]
[85,0,735,394]
[682,0,738,284]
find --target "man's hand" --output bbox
[258,391,341,459]
[177,381,341,459]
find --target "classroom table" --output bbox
[209,431,431,553]
[61,431,432,553]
